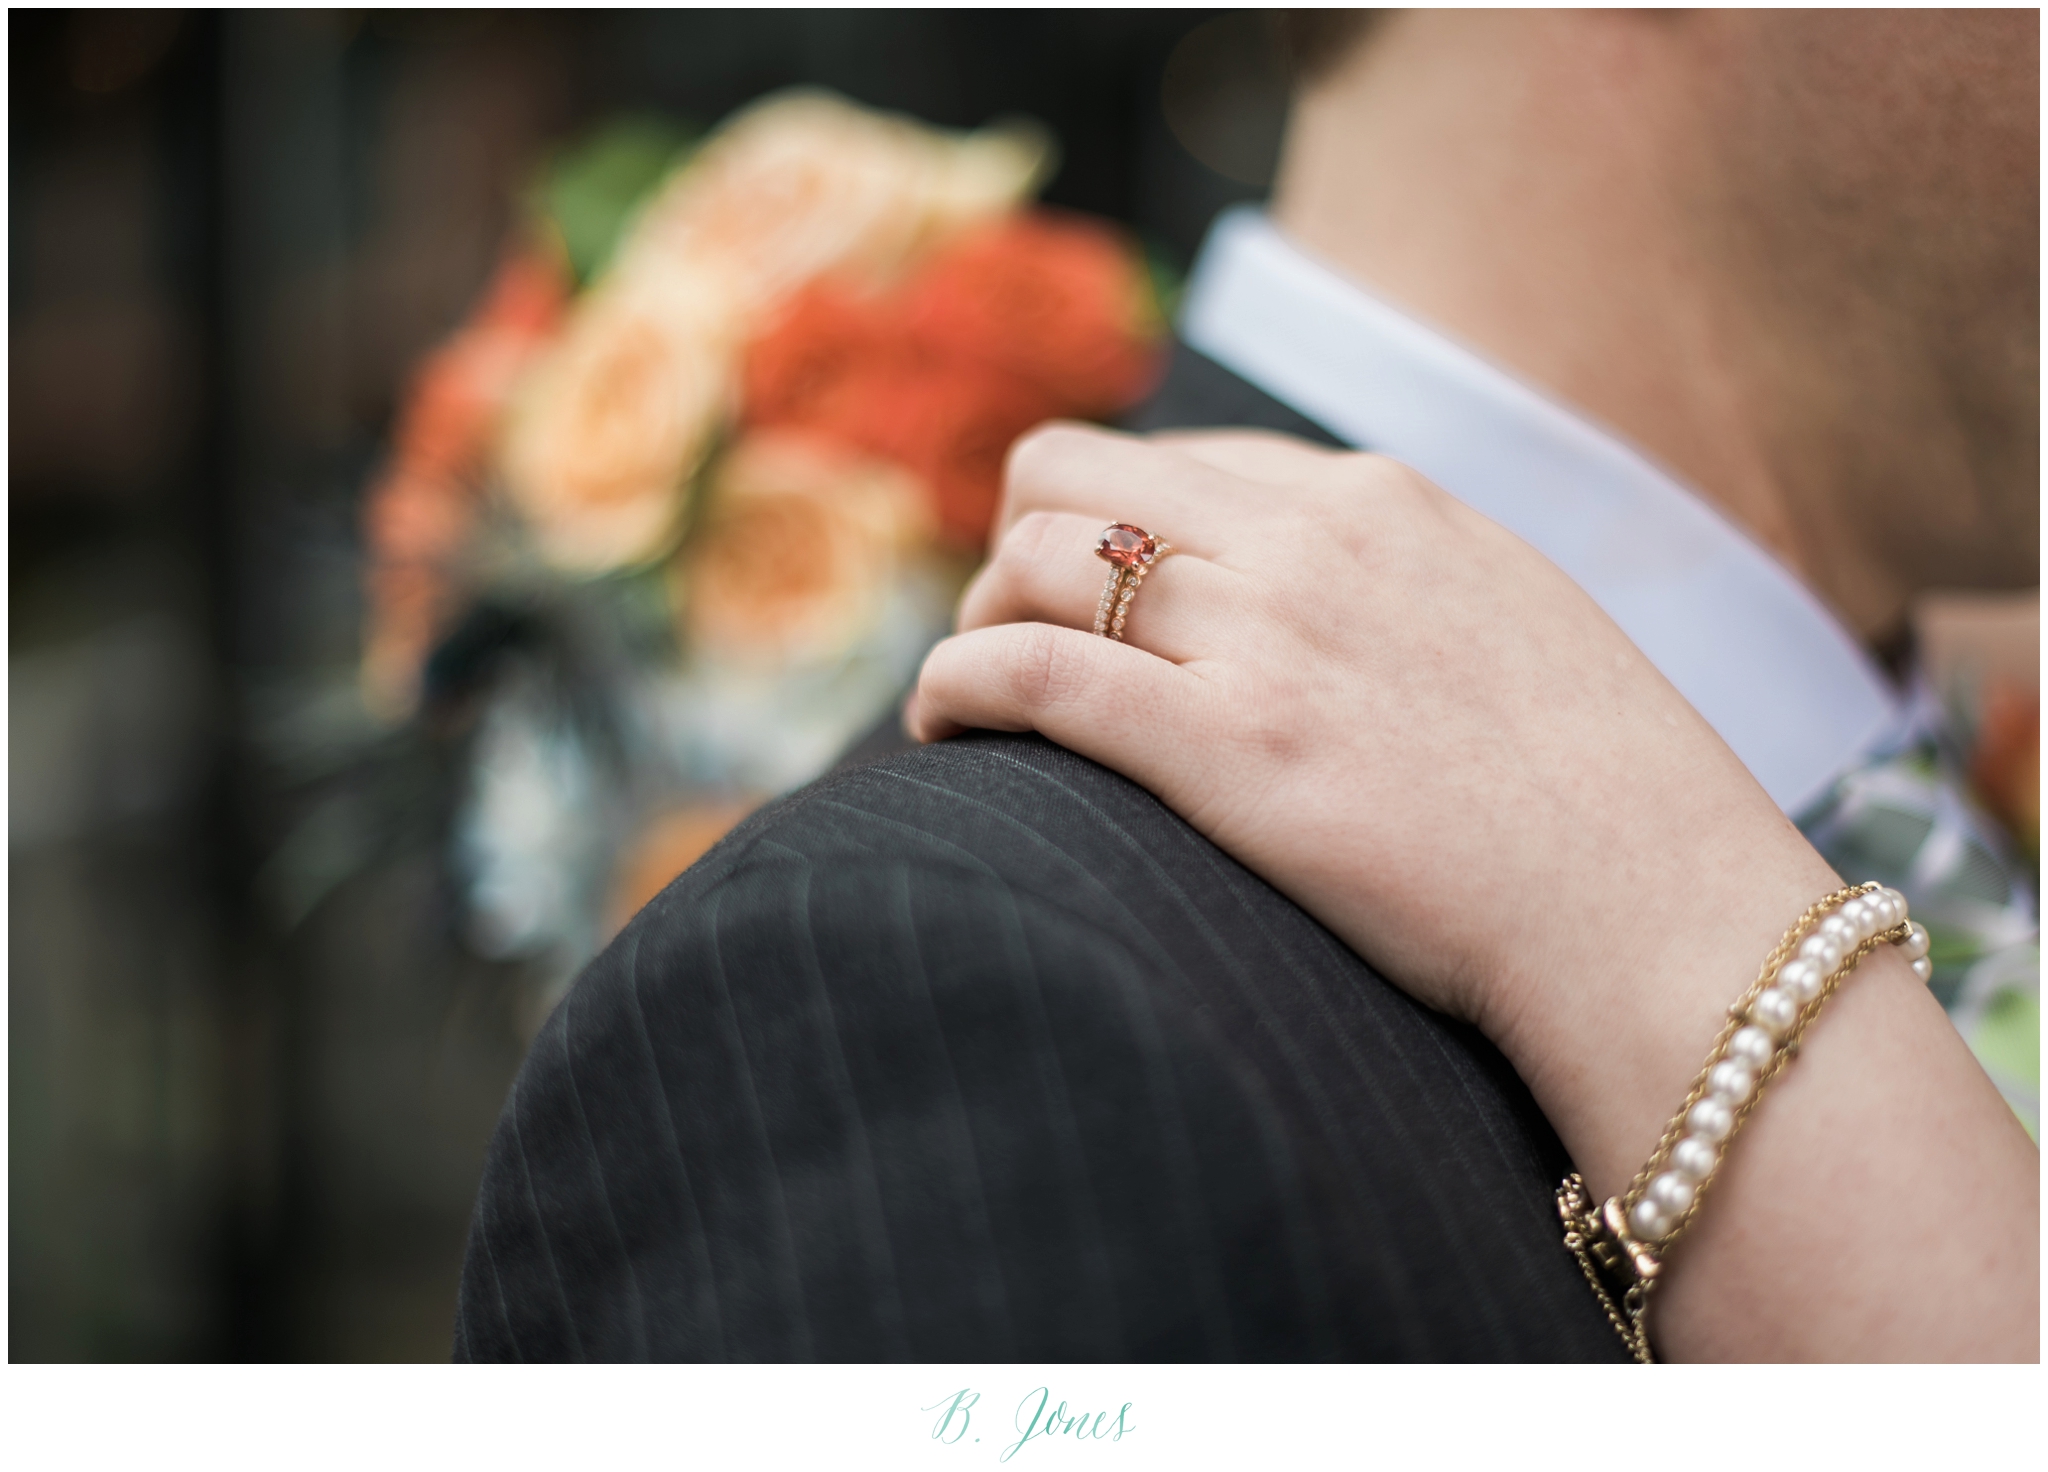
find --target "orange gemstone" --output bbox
[1095,523,1156,568]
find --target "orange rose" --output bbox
[360,246,566,716]
[620,90,1051,311]
[738,213,1165,549]
[498,270,735,573]
[904,211,1165,416]
[680,430,933,666]
[741,278,1069,549]
[740,282,898,428]
[796,356,1060,550]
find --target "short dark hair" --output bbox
[1274,10,1380,86]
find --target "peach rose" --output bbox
[498,270,735,573]
[934,119,1060,229]
[620,90,1051,311]
[679,429,933,667]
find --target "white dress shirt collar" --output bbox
[1178,207,1903,817]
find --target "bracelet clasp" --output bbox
[1556,1172,1661,1361]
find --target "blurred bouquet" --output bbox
[355,91,1166,987]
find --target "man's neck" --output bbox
[1270,12,1919,644]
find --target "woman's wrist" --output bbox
[1477,817,1845,1205]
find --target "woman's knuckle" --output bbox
[1009,509,1064,559]
[1004,421,1089,487]
[1323,452,1419,504]
[1010,624,1081,709]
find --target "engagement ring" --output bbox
[1092,523,1173,641]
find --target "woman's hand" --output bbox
[913,423,1828,1076]
[910,422,2036,1360]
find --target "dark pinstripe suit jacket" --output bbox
[453,346,1630,1361]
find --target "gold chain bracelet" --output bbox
[1557,880,1930,1362]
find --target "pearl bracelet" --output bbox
[1556,881,1929,1362]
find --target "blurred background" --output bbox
[9,8,1296,1362]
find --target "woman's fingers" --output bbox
[993,421,1250,551]
[956,509,1237,661]
[911,621,1212,783]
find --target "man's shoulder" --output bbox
[461,734,1618,1362]
[636,730,1219,937]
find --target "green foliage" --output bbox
[1139,237,1187,329]
[531,115,699,284]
